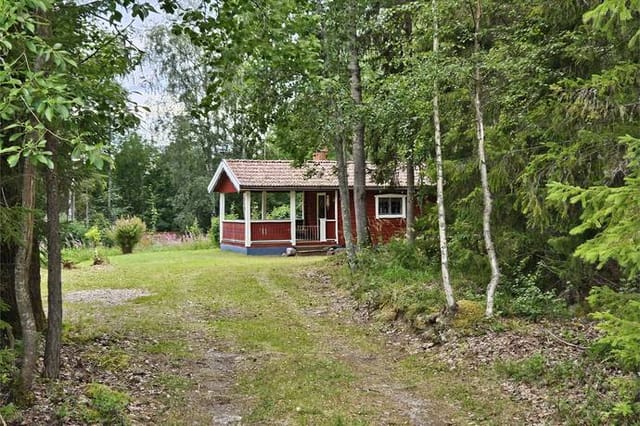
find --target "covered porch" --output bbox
[219,190,339,255]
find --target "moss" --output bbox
[452,300,485,330]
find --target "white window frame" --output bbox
[375,194,406,219]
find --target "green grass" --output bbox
[57,248,529,424]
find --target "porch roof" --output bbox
[208,159,415,193]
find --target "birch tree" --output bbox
[472,0,500,317]
[432,0,456,312]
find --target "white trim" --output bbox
[243,191,252,247]
[317,192,327,242]
[290,190,296,245]
[222,219,245,223]
[219,193,225,244]
[207,159,241,193]
[375,194,406,219]
[250,219,291,224]
[261,191,267,220]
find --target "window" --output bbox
[375,195,406,219]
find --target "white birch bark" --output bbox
[432,0,456,312]
[473,0,500,317]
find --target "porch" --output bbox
[218,190,339,255]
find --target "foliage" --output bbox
[0,403,20,423]
[585,286,640,423]
[0,347,17,387]
[186,218,202,238]
[84,226,101,247]
[113,216,146,254]
[82,383,130,425]
[547,135,640,278]
[496,259,568,320]
[588,287,640,371]
[496,353,547,384]
[60,221,89,248]
[209,216,219,247]
[338,241,446,324]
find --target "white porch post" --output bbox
[243,191,251,247]
[261,191,267,220]
[290,190,296,246]
[219,193,225,244]
[334,190,339,242]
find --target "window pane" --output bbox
[379,199,389,214]
[390,199,402,214]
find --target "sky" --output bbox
[118,1,185,145]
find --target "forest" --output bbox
[1,0,640,423]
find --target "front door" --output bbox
[317,193,327,242]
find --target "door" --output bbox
[317,193,327,242]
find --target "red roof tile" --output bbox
[208,159,415,192]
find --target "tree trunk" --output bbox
[44,133,62,378]
[29,235,46,332]
[432,0,456,312]
[473,0,500,317]
[348,20,369,249]
[406,153,416,244]
[334,136,357,269]
[14,158,39,400]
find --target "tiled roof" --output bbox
[208,159,415,192]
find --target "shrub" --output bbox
[113,216,146,254]
[84,226,101,247]
[61,221,89,248]
[497,259,568,320]
[587,286,640,423]
[209,216,220,246]
[588,287,640,371]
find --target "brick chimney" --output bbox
[313,148,328,161]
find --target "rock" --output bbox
[284,247,297,256]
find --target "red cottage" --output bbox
[207,159,419,255]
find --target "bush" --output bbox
[209,216,220,246]
[587,286,640,424]
[113,216,146,254]
[84,226,101,247]
[588,287,640,371]
[61,221,89,248]
[497,259,568,320]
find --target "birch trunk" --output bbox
[432,0,456,312]
[348,19,369,249]
[14,158,38,399]
[44,133,62,378]
[473,0,500,317]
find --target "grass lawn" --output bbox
[35,248,525,425]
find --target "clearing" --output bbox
[21,249,530,425]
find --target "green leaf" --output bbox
[0,145,20,154]
[6,153,20,168]
[44,106,53,122]
[9,133,22,142]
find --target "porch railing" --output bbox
[296,225,319,241]
[251,220,291,241]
